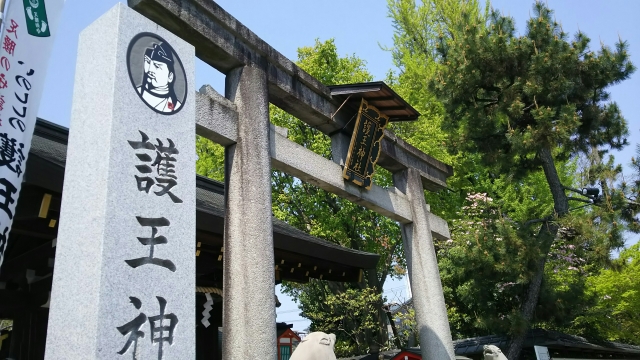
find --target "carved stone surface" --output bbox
[483,345,509,360]
[45,4,195,359]
[290,332,337,360]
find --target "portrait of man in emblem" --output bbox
[127,33,187,115]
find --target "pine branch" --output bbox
[474,96,499,103]
[523,217,550,227]
[567,196,593,204]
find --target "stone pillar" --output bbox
[393,168,454,360]
[45,4,195,359]
[223,65,276,359]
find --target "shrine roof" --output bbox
[341,328,640,359]
[194,176,378,262]
[31,120,68,168]
[452,328,640,357]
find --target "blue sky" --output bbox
[37,0,639,331]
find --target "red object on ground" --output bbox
[391,350,422,360]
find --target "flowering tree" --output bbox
[435,157,629,342]
[439,190,527,338]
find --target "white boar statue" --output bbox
[483,345,508,360]
[290,332,337,360]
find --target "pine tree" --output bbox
[432,2,635,358]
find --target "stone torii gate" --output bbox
[128,0,455,358]
[48,0,455,359]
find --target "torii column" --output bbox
[222,64,276,359]
[394,168,455,360]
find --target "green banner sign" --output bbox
[343,99,389,189]
[23,0,51,37]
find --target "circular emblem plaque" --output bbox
[127,32,187,115]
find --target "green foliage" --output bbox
[386,0,492,228]
[272,39,402,273]
[573,244,640,344]
[289,284,383,357]
[569,146,640,344]
[432,2,635,177]
[271,39,372,158]
[391,305,419,348]
[428,2,636,357]
[407,162,629,341]
[297,39,373,86]
[440,188,540,337]
[191,38,399,356]
[196,136,225,181]
[192,3,640,355]
[194,38,400,355]
[386,0,488,166]
[389,1,637,354]
[620,146,640,232]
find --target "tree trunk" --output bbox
[365,268,389,353]
[348,222,392,354]
[386,310,403,349]
[506,146,569,360]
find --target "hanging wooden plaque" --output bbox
[342,99,389,189]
